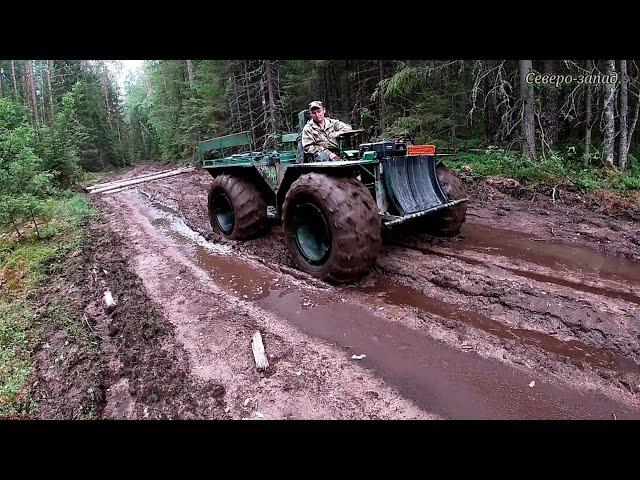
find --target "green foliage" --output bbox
[0,99,58,237]
[137,60,230,162]
[380,62,465,145]
[1,61,124,236]
[51,194,99,226]
[279,60,315,130]
[145,60,190,160]
[1,241,56,293]
[447,150,640,193]
[0,193,96,417]
[384,65,424,98]
[35,124,81,188]
[0,300,38,417]
[57,79,126,172]
[123,71,159,163]
[0,97,29,130]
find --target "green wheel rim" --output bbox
[213,194,234,234]
[293,202,331,264]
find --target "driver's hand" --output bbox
[329,152,338,161]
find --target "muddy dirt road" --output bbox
[89,163,640,419]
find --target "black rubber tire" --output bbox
[207,174,267,240]
[418,164,468,236]
[283,173,381,284]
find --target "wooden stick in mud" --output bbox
[88,167,196,194]
[251,331,269,371]
[85,169,175,192]
[103,290,117,314]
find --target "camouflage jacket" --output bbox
[301,117,352,158]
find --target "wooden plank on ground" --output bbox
[103,290,117,314]
[251,331,269,371]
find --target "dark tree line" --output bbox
[0,60,128,236]
[126,60,639,173]
[2,59,638,184]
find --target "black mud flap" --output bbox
[383,155,448,215]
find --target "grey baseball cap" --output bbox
[308,100,324,110]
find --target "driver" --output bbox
[301,100,353,162]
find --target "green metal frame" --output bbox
[281,133,298,144]
[198,131,468,228]
[198,131,254,164]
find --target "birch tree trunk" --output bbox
[520,60,536,161]
[11,60,18,99]
[618,60,628,171]
[602,59,616,168]
[584,83,593,165]
[379,60,386,133]
[47,60,55,122]
[543,60,559,149]
[186,60,194,89]
[264,60,277,147]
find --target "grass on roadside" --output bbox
[0,193,98,417]
[445,150,640,193]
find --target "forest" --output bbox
[2,59,640,419]
[1,60,639,234]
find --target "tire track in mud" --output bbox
[376,246,640,379]
[348,275,640,376]
[105,165,640,417]
[466,199,640,262]
[381,223,640,363]
[452,223,640,285]
[99,192,435,420]
[390,241,640,306]
[98,187,640,419]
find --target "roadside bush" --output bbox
[447,150,640,193]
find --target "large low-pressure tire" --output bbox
[421,164,468,236]
[283,173,381,283]
[208,174,268,240]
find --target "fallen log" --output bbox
[88,167,195,194]
[102,186,135,194]
[88,167,194,193]
[85,168,174,192]
[251,331,269,371]
[85,171,166,191]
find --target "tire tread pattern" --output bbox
[283,173,381,283]
[208,174,267,240]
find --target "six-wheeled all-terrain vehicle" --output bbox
[199,110,468,283]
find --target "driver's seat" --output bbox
[296,110,311,163]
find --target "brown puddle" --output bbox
[394,242,640,306]
[453,223,640,286]
[140,202,278,301]
[139,199,640,419]
[352,277,640,376]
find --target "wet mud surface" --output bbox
[73,163,640,419]
[32,217,227,419]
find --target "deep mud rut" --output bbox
[86,163,640,419]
